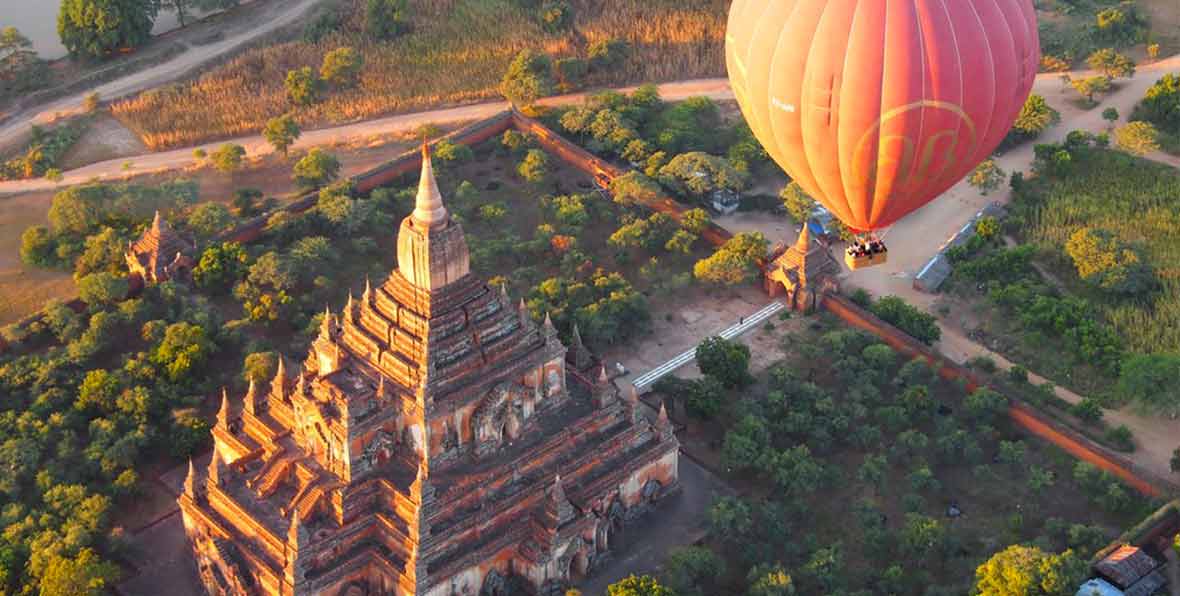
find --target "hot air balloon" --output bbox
[726,0,1040,269]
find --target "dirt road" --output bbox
[0,0,323,154]
[0,79,733,196]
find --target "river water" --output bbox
[5,2,205,60]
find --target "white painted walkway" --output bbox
[631,301,784,392]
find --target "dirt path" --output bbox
[937,325,1177,481]
[0,0,323,154]
[0,79,734,196]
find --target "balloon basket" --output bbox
[845,242,888,270]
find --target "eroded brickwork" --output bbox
[179,146,680,596]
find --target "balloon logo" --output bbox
[726,0,1040,232]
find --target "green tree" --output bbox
[974,545,1087,596]
[243,351,276,384]
[681,208,710,234]
[696,336,751,388]
[609,171,662,206]
[780,182,816,224]
[901,513,945,558]
[321,47,363,88]
[39,548,119,596]
[292,148,340,189]
[1,27,48,96]
[263,114,301,156]
[1071,75,1111,103]
[193,242,248,292]
[517,149,549,184]
[1117,353,1180,418]
[747,563,795,596]
[968,159,1005,195]
[364,0,408,40]
[1012,94,1061,139]
[58,0,157,59]
[77,272,129,307]
[20,225,57,267]
[708,496,753,543]
[658,151,748,197]
[588,38,628,71]
[540,1,574,33]
[664,546,725,596]
[607,575,673,596]
[285,66,320,106]
[1087,48,1135,80]
[1102,107,1120,125]
[500,49,553,107]
[1064,227,1155,295]
[151,322,213,383]
[1113,120,1160,155]
[188,202,233,239]
[1132,73,1180,135]
[870,296,941,344]
[976,215,1000,241]
[74,226,125,278]
[554,57,588,91]
[694,232,768,285]
[210,143,246,173]
[683,376,725,420]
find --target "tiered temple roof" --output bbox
[125,211,194,284]
[179,145,679,596]
[766,225,840,310]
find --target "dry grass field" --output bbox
[110,0,727,150]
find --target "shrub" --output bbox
[292,148,340,189]
[263,114,301,156]
[869,296,941,344]
[1104,425,1134,452]
[588,38,628,71]
[1009,365,1028,383]
[365,0,408,40]
[285,66,320,106]
[58,0,155,58]
[210,143,246,173]
[696,336,751,389]
[500,49,552,107]
[967,356,997,373]
[1070,399,1104,424]
[321,47,363,88]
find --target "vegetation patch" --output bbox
[110,0,728,149]
[644,319,1151,595]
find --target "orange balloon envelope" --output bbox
[726,0,1040,232]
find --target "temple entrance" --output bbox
[570,549,590,580]
[480,569,509,596]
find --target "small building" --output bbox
[765,225,840,311]
[1094,545,1168,596]
[709,188,741,215]
[125,211,195,285]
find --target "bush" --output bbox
[292,148,341,189]
[210,143,246,173]
[77,272,129,307]
[1104,425,1134,452]
[58,0,155,58]
[1070,399,1104,424]
[285,66,320,106]
[696,336,751,389]
[1009,365,1028,383]
[500,49,553,107]
[967,356,997,374]
[365,0,408,40]
[321,47,363,88]
[869,296,941,345]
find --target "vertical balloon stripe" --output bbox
[725,0,1039,232]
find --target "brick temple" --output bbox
[178,145,680,596]
[125,211,194,285]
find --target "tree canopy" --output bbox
[974,545,1088,596]
[500,49,553,107]
[694,232,768,285]
[58,0,157,59]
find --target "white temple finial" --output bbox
[412,142,448,229]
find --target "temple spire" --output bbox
[151,210,163,235]
[657,401,672,434]
[412,141,448,228]
[183,458,197,498]
[794,223,811,252]
[208,446,223,488]
[272,357,286,400]
[243,379,258,415]
[216,389,230,429]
